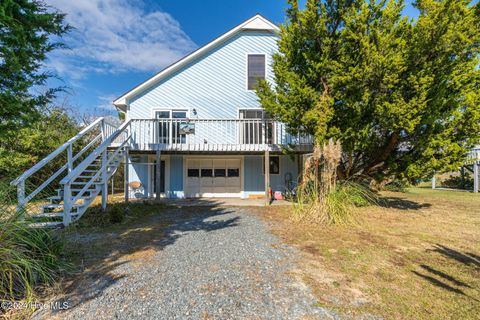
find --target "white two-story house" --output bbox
[112,14,312,199]
[10,14,314,227]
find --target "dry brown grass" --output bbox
[259,187,480,319]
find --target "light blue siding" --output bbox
[168,155,184,198]
[127,154,298,198]
[128,30,278,120]
[271,155,299,192]
[243,155,299,197]
[128,155,149,198]
[244,155,264,193]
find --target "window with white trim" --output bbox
[247,54,266,90]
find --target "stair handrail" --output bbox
[10,117,119,213]
[11,117,109,186]
[60,120,131,186]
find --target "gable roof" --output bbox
[113,14,280,109]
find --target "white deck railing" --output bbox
[125,119,313,152]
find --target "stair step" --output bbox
[88,161,119,167]
[28,221,63,228]
[72,181,103,185]
[48,195,93,205]
[32,212,79,219]
[78,175,97,179]
[71,188,97,194]
[56,189,97,197]
[40,203,83,210]
[83,169,99,173]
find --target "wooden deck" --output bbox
[116,119,314,153]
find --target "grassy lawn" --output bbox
[261,187,480,319]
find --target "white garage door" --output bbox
[185,158,241,197]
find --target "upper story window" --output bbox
[247,54,266,90]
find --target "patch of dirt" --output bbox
[294,252,371,308]
[121,247,157,266]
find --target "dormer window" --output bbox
[247,54,266,90]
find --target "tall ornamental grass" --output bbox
[294,140,377,224]
[0,179,67,302]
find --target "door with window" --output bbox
[155,110,187,144]
[239,109,274,144]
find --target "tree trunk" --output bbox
[364,132,400,176]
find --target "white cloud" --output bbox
[46,0,197,76]
[96,94,116,109]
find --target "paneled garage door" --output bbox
[185,158,241,197]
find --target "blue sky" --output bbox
[45,0,419,118]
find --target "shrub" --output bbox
[108,204,125,224]
[294,140,377,225]
[442,175,474,190]
[74,203,128,229]
[0,177,68,303]
[294,180,377,224]
[384,180,409,193]
[0,212,67,302]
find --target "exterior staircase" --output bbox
[27,151,125,228]
[10,117,131,228]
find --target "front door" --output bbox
[153,160,166,194]
[156,111,170,144]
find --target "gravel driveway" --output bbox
[37,206,339,319]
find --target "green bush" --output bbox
[337,181,379,207]
[442,175,474,190]
[75,203,127,229]
[0,212,67,302]
[384,180,409,193]
[108,204,125,224]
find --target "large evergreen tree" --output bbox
[258,0,480,183]
[0,0,69,137]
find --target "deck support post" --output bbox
[265,149,270,205]
[474,162,479,193]
[124,148,129,204]
[156,148,161,201]
[101,149,108,211]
